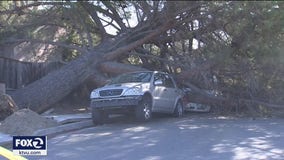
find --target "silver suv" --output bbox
[90,71,184,124]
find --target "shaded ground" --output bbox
[48,97,90,115]
[51,101,90,115]
[26,113,284,160]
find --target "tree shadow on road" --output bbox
[27,114,284,160]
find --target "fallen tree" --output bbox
[0,1,282,114]
[7,1,187,112]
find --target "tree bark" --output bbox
[10,20,174,113]
[10,51,96,113]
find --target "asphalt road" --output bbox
[27,114,284,160]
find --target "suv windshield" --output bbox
[110,72,152,84]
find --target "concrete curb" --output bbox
[44,113,91,124]
[0,120,93,147]
[32,120,93,136]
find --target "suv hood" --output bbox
[99,82,146,90]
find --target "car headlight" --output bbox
[90,90,99,99]
[123,87,143,96]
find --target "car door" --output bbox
[163,74,180,112]
[151,73,169,112]
[152,73,179,112]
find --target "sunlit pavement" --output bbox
[26,114,284,160]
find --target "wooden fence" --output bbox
[0,56,64,89]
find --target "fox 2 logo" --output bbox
[13,136,46,150]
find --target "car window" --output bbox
[110,72,152,84]
[164,74,175,88]
[154,73,166,86]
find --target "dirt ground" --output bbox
[0,109,58,136]
[0,95,91,136]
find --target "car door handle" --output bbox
[163,88,167,91]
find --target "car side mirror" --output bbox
[154,79,163,86]
[105,79,111,85]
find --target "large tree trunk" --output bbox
[10,21,173,113]
[10,51,97,113]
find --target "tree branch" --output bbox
[3,38,88,54]
[0,2,66,15]
[102,1,127,31]
[79,2,108,40]
[103,20,174,60]
[99,17,121,31]
[99,61,148,75]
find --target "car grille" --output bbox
[99,89,123,97]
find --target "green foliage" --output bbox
[127,55,142,65]
[206,1,284,104]
[0,1,102,61]
[0,1,283,107]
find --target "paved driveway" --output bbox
[27,114,284,160]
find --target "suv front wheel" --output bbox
[135,95,152,121]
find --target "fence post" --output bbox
[0,83,5,94]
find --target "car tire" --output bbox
[174,101,184,117]
[135,95,152,122]
[92,109,108,125]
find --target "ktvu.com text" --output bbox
[13,136,47,156]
